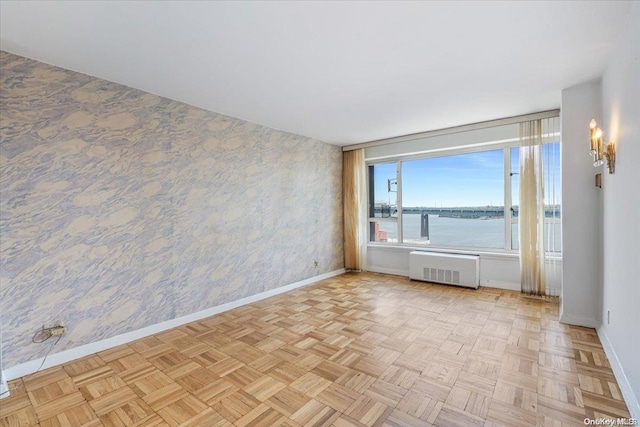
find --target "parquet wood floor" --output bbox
[1,272,631,426]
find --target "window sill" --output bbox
[367,243,562,262]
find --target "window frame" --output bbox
[366,140,560,254]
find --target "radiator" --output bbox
[409,251,479,289]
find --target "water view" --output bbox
[375,214,562,252]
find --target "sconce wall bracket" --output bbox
[604,142,615,174]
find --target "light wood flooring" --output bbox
[0,272,631,426]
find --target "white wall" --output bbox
[559,81,602,328]
[599,2,640,418]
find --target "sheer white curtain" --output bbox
[519,120,546,295]
[543,116,562,295]
[343,149,367,271]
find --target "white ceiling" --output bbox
[0,1,634,145]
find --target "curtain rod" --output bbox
[342,109,560,152]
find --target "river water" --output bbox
[375,214,562,252]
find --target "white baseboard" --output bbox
[0,370,8,399]
[368,272,550,295]
[477,281,561,297]
[546,287,561,297]
[4,269,345,381]
[480,280,520,291]
[366,266,409,277]
[559,313,599,328]
[597,326,640,420]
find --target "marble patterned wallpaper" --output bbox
[0,51,344,369]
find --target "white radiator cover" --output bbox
[409,251,480,289]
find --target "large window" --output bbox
[368,140,561,253]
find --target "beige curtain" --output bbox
[519,120,546,295]
[343,149,367,271]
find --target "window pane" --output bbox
[370,221,398,243]
[510,147,519,220]
[368,162,398,242]
[401,150,505,248]
[543,143,562,253]
[368,163,397,218]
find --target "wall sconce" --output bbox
[589,119,615,174]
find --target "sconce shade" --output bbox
[589,119,615,174]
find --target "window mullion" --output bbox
[504,147,512,250]
[397,160,403,244]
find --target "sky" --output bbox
[373,144,561,208]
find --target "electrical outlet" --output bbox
[314,260,319,268]
[41,320,66,338]
[49,326,67,336]
[607,310,610,325]
[43,320,65,330]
